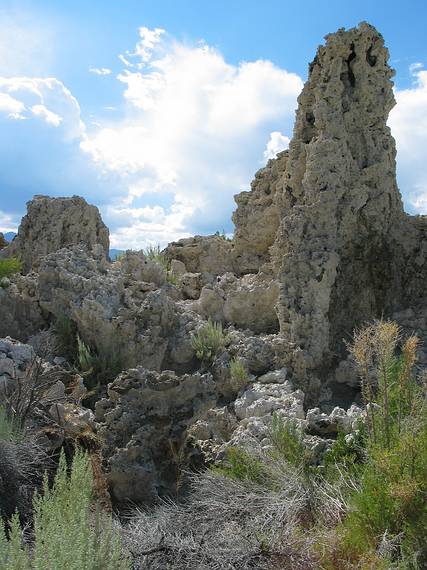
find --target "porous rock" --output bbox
[95,367,216,505]
[2,195,109,273]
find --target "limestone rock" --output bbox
[267,22,427,392]
[38,245,200,372]
[0,273,45,341]
[2,195,109,273]
[234,380,305,420]
[233,150,288,274]
[190,272,279,333]
[95,367,216,505]
[164,235,235,277]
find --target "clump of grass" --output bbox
[0,257,22,280]
[0,449,130,569]
[270,414,311,470]
[144,244,170,271]
[191,319,228,364]
[144,244,179,284]
[213,447,268,484]
[77,335,96,373]
[229,357,248,391]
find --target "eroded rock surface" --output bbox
[267,23,427,393]
[95,367,216,505]
[233,150,288,274]
[2,195,109,273]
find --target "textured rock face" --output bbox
[95,367,216,505]
[3,195,109,273]
[0,233,6,250]
[38,245,202,372]
[268,23,427,388]
[190,272,279,333]
[233,151,288,274]
[0,274,45,341]
[164,235,235,277]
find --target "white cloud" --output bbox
[119,27,165,70]
[0,209,19,233]
[389,65,427,214]
[89,67,112,76]
[82,31,303,248]
[264,131,290,160]
[31,104,62,126]
[0,92,25,119]
[0,77,82,138]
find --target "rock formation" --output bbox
[1,22,426,508]
[2,195,109,273]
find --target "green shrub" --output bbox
[214,447,267,484]
[77,334,96,373]
[191,319,227,364]
[229,357,248,391]
[0,407,22,444]
[340,321,427,565]
[270,414,311,469]
[0,449,129,569]
[0,258,22,280]
[144,244,170,271]
[53,315,78,362]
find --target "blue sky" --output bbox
[1,0,427,248]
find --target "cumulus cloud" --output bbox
[0,92,25,119]
[389,65,427,214]
[82,31,303,247]
[264,131,290,160]
[89,67,112,76]
[4,25,427,250]
[0,77,82,138]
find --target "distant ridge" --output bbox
[109,248,124,260]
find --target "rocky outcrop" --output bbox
[233,150,288,274]
[189,272,279,333]
[0,233,6,250]
[260,22,427,394]
[0,274,45,341]
[2,195,109,273]
[95,367,216,505]
[37,245,203,373]
[164,234,235,277]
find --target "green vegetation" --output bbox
[214,321,427,568]
[0,257,22,281]
[76,335,125,392]
[214,446,268,484]
[270,414,312,470]
[144,244,170,271]
[229,356,248,391]
[0,449,129,569]
[0,407,22,444]
[53,315,78,362]
[191,319,228,363]
[336,322,427,566]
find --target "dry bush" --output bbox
[125,468,319,570]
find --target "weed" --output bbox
[191,319,227,364]
[229,356,248,391]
